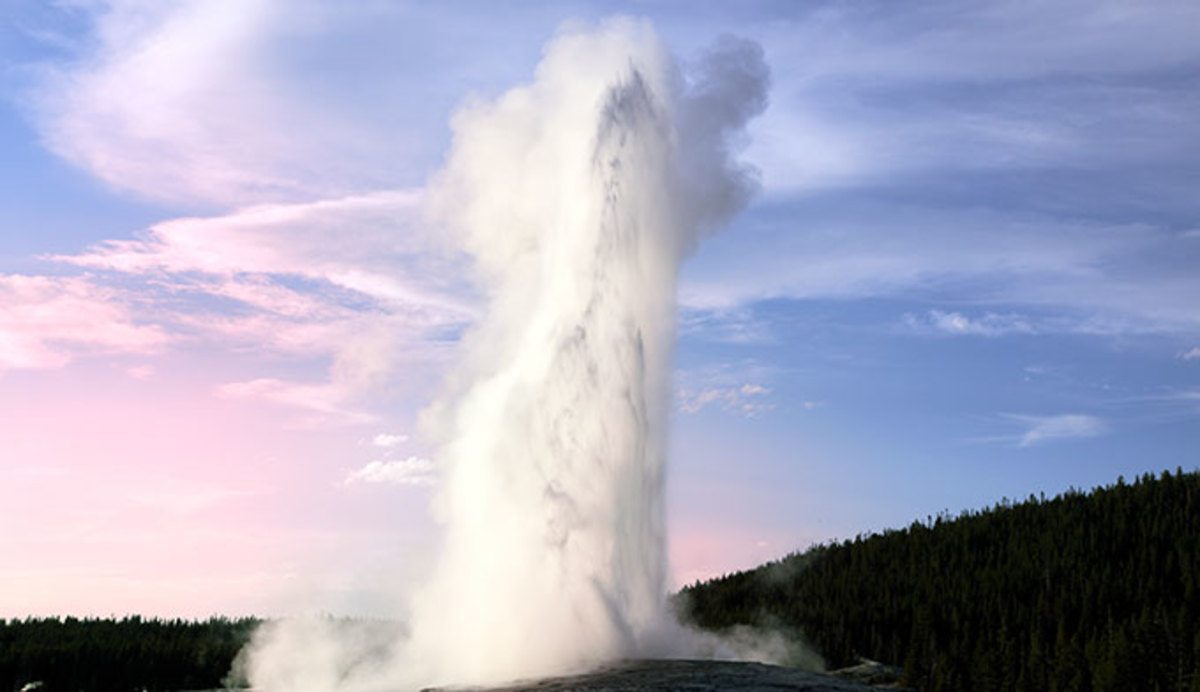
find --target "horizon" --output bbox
[6,466,1194,622]
[2,0,1199,621]
[19,464,1200,623]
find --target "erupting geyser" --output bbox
[243,19,768,691]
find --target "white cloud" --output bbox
[909,310,1036,337]
[678,383,774,417]
[750,1,1200,194]
[28,0,402,205]
[343,458,436,486]
[0,274,169,373]
[371,433,408,448]
[676,360,782,417]
[1182,347,1200,361]
[678,3,1200,341]
[19,2,488,419]
[1007,413,1107,447]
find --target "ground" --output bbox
[429,659,886,691]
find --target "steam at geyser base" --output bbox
[241,19,771,691]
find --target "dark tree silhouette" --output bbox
[680,468,1200,692]
[0,615,258,691]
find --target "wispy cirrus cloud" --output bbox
[901,308,1179,339]
[906,310,1036,337]
[49,192,476,352]
[750,0,1200,195]
[1007,413,1108,448]
[683,207,1140,308]
[343,458,436,487]
[677,383,774,417]
[28,0,402,205]
[683,204,1200,340]
[682,0,1200,345]
[36,192,476,422]
[10,1,478,422]
[49,190,470,311]
[0,274,169,373]
[14,2,496,428]
[675,360,785,418]
[24,1,545,208]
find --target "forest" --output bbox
[0,616,257,691]
[680,468,1200,691]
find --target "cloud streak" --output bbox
[683,204,1200,339]
[28,0,404,205]
[678,383,774,417]
[343,458,436,487]
[50,190,470,313]
[909,310,1036,337]
[1008,413,1108,448]
[0,274,169,373]
[29,191,477,422]
[750,0,1200,194]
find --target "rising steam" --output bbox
[241,19,768,691]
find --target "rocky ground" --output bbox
[428,659,894,691]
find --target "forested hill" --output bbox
[680,468,1200,692]
[0,616,257,691]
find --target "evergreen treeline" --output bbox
[679,468,1200,692]
[0,615,258,691]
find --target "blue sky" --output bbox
[1,0,1198,617]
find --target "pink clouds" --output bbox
[17,0,478,435]
[56,192,426,277]
[52,191,475,337]
[26,192,476,424]
[0,274,169,372]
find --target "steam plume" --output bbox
[242,18,768,691]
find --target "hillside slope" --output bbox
[680,469,1200,691]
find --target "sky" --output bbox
[1,0,1198,619]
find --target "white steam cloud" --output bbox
[241,18,769,690]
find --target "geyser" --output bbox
[243,19,768,691]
